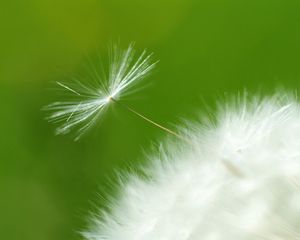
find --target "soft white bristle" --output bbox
[83,94,300,240]
[45,43,156,139]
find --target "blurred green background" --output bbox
[1,0,300,239]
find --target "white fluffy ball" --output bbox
[84,94,300,240]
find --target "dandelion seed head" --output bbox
[83,93,300,240]
[45,43,157,139]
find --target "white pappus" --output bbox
[45,43,156,140]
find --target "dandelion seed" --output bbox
[45,43,159,140]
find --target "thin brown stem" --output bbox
[110,97,191,144]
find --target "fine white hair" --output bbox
[45,43,156,140]
[83,93,300,240]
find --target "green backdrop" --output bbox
[1,0,300,239]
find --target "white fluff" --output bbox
[45,43,156,139]
[83,94,300,240]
